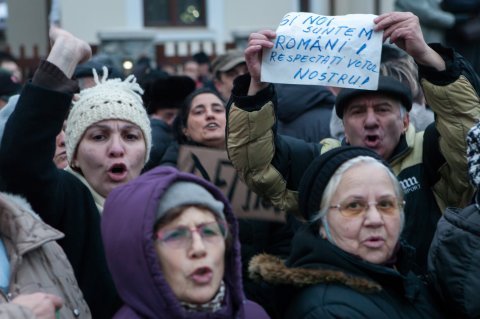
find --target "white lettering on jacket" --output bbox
[399,176,421,194]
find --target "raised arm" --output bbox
[0,27,90,226]
[47,26,91,77]
[245,29,275,95]
[376,11,479,210]
[226,30,336,216]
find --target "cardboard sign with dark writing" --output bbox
[177,145,286,222]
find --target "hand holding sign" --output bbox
[374,12,445,71]
[245,30,275,95]
[261,12,383,90]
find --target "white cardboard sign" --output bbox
[261,12,383,90]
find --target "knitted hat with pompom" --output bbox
[65,67,152,164]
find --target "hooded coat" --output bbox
[101,166,269,319]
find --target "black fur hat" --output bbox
[144,75,196,114]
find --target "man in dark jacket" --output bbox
[226,11,480,274]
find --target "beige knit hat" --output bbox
[65,67,152,164]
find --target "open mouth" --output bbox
[190,267,213,284]
[205,123,219,129]
[107,163,128,181]
[110,164,126,174]
[194,267,210,275]
[364,135,380,147]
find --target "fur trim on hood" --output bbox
[249,253,382,294]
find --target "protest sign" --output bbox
[177,145,286,223]
[261,12,383,90]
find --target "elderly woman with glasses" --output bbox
[101,166,269,319]
[248,146,446,319]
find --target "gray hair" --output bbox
[380,56,424,105]
[311,156,405,232]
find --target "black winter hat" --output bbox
[73,60,125,80]
[144,75,196,114]
[298,146,385,221]
[335,75,412,119]
[192,51,210,65]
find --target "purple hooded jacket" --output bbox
[101,166,269,319]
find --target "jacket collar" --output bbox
[249,253,382,293]
[388,124,415,165]
[65,166,105,213]
[249,225,422,301]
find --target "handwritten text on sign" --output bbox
[261,12,383,90]
[177,145,285,223]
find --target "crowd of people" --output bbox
[0,8,478,319]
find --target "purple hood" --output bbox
[102,166,250,318]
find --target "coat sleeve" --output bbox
[226,74,339,216]
[0,303,35,319]
[419,44,480,211]
[0,84,72,229]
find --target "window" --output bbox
[144,0,206,27]
[299,0,310,12]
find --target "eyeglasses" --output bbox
[329,196,404,217]
[155,221,228,249]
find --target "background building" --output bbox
[3,0,394,78]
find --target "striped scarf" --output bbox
[181,281,225,313]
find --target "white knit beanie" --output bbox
[65,67,152,164]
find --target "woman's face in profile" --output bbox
[72,119,146,197]
[321,162,402,264]
[183,93,226,149]
[154,206,226,304]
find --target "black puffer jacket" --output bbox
[250,224,446,319]
[428,203,480,319]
